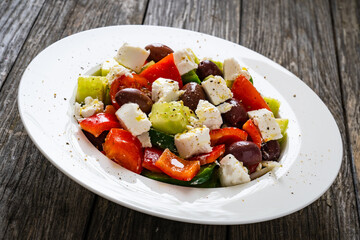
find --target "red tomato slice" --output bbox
[79,113,121,137]
[103,128,143,174]
[188,144,225,165]
[142,147,163,173]
[104,105,116,115]
[242,119,262,148]
[155,149,200,181]
[139,53,182,88]
[231,75,271,111]
[110,73,151,109]
[210,127,248,146]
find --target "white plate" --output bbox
[18,25,342,224]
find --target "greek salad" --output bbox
[74,43,288,188]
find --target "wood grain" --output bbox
[0,0,45,89]
[85,0,240,239]
[0,0,98,239]
[330,0,360,218]
[229,0,360,239]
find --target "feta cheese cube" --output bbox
[74,102,82,120]
[116,103,152,136]
[195,100,223,130]
[247,108,282,141]
[101,58,120,76]
[175,127,212,159]
[201,75,233,105]
[137,132,152,148]
[151,78,183,102]
[173,48,198,75]
[219,154,251,187]
[115,43,150,73]
[106,64,132,85]
[217,102,232,114]
[79,97,104,118]
[223,58,251,82]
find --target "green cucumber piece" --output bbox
[188,49,200,64]
[264,97,281,116]
[276,118,289,135]
[149,128,177,153]
[76,76,108,103]
[275,118,289,144]
[181,70,201,84]
[142,163,217,187]
[249,76,253,84]
[149,101,189,134]
[140,60,155,73]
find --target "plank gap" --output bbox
[328,0,360,220]
[82,197,99,240]
[141,0,150,25]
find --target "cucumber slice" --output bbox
[76,76,108,103]
[149,128,177,153]
[101,58,119,76]
[181,70,201,84]
[149,101,189,135]
[264,97,281,116]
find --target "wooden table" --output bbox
[1,0,359,239]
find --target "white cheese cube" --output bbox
[175,127,212,159]
[101,58,120,76]
[195,100,223,130]
[74,102,82,120]
[247,108,282,142]
[137,132,152,148]
[216,102,232,114]
[115,43,150,73]
[106,64,132,85]
[201,75,233,105]
[116,103,152,136]
[80,97,104,118]
[173,48,198,75]
[151,78,183,102]
[219,154,251,187]
[223,58,251,82]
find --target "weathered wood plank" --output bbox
[229,0,360,239]
[330,0,360,218]
[0,0,97,239]
[86,0,239,239]
[0,0,45,89]
[0,0,149,239]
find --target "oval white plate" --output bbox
[18,25,342,224]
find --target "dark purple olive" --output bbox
[226,141,262,167]
[83,130,109,151]
[222,98,248,127]
[261,140,281,161]
[115,88,153,113]
[145,43,174,62]
[196,60,223,80]
[179,82,206,111]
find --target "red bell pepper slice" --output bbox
[142,147,163,173]
[188,144,225,165]
[242,119,262,148]
[110,73,151,109]
[155,149,200,181]
[79,113,121,137]
[103,128,143,174]
[139,53,183,88]
[210,127,248,146]
[231,75,271,111]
